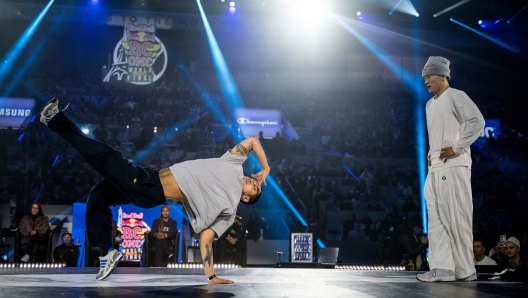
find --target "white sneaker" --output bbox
[40,97,69,126]
[96,249,123,281]
[20,254,30,263]
[416,269,456,282]
[457,272,477,281]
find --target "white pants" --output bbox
[424,166,476,279]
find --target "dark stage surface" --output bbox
[0,267,527,297]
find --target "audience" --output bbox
[473,238,497,266]
[150,205,178,266]
[18,202,50,262]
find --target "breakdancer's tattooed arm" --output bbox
[200,228,234,284]
[230,136,270,186]
[234,143,249,156]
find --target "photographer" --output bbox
[395,215,428,271]
[53,232,79,267]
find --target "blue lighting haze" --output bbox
[0,0,55,87]
[450,18,519,54]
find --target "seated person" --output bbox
[53,232,79,267]
[473,238,497,265]
[504,237,526,269]
[216,216,245,265]
[490,239,510,267]
[19,202,50,262]
[150,205,178,266]
[395,215,428,271]
[347,222,367,241]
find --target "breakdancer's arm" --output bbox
[200,228,234,284]
[230,136,270,186]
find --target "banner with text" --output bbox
[0,98,35,128]
[235,108,282,138]
[103,22,167,86]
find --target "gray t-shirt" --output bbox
[169,151,246,237]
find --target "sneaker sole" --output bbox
[41,97,58,115]
[416,276,456,282]
[96,254,123,281]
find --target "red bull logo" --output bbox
[103,22,167,86]
[117,210,150,260]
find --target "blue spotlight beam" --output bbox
[389,0,403,15]
[333,15,429,231]
[450,18,519,54]
[196,0,243,110]
[342,165,360,183]
[507,3,528,24]
[0,0,54,86]
[433,0,472,18]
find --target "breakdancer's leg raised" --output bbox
[40,98,269,283]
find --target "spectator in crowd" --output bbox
[246,211,262,241]
[348,222,367,241]
[395,215,428,271]
[342,214,357,241]
[53,232,80,267]
[473,238,497,266]
[150,205,178,266]
[401,197,419,214]
[19,202,50,262]
[216,215,246,265]
[490,239,510,267]
[325,195,340,212]
[504,237,526,268]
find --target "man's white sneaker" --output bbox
[457,273,477,281]
[20,254,30,263]
[40,97,69,126]
[95,249,123,281]
[416,269,456,282]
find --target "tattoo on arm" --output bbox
[234,143,248,156]
[202,244,213,267]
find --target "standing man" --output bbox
[417,56,485,282]
[40,98,269,283]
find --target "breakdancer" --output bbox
[417,56,485,282]
[40,98,269,283]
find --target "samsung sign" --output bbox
[235,108,281,138]
[0,98,35,128]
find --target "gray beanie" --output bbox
[422,56,451,80]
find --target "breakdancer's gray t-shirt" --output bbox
[169,151,246,237]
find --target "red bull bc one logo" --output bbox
[104,22,167,85]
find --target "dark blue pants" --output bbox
[154,238,173,265]
[48,112,166,253]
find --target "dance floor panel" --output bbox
[0,267,526,297]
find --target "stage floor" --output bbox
[0,267,526,297]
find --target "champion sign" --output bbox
[235,108,282,138]
[237,118,279,126]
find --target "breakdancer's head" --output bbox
[240,176,262,205]
[422,56,450,97]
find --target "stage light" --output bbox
[357,11,361,16]
[230,1,235,7]
[478,20,482,25]
[0,0,55,87]
[82,128,89,134]
[434,0,472,18]
[507,3,528,24]
[415,13,419,17]
[450,18,518,53]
